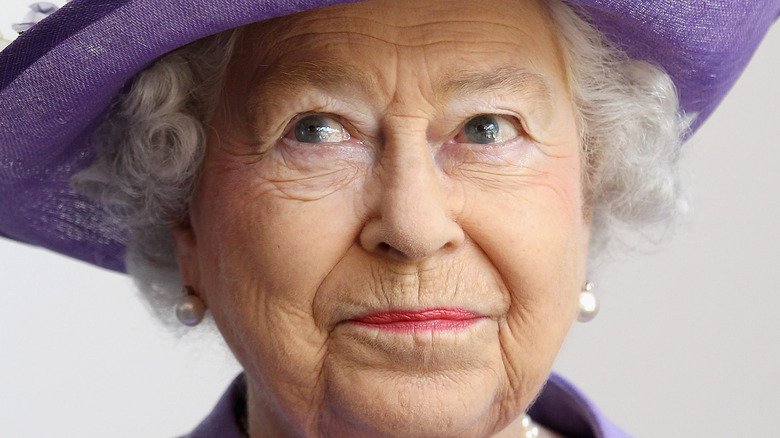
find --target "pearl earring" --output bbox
[577,281,599,323]
[175,286,206,326]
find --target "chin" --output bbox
[321,354,520,437]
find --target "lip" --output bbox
[348,308,485,333]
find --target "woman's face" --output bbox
[172,0,589,436]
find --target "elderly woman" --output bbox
[1,0,778,436]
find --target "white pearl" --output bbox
[176,294,206,326]
[521,415,539,438]
[577,285,599,323]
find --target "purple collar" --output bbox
[181,373,631,437]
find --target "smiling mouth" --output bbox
[348,308,484,333]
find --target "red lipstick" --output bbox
[349,309,483,332]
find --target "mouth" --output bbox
[348,308,485,333]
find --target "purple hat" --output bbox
[1,0,779,272]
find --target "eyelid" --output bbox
[282,112,352,143]
[452,114,526,144]
[282,112,340,133]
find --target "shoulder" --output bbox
[528,373,633,438]
[179,375,246,438]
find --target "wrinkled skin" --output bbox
[172,0,589,436]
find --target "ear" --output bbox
[170,221,202,299]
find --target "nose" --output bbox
[359,132,465,262]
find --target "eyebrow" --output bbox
[436,66,553,104]
[250,62,555,118]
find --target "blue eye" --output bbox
[293,115,349,143]
[460,115,520,144]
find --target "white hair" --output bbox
[548,1,692,255]
[71,0,690,327]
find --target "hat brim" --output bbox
[1,0,778,272]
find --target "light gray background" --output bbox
[1,2,779,437]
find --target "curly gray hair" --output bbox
[71,0,690,326]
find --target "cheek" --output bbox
[460,142,586,282]
[458,146,588,392]
[188,149,370,410]
[193,143,370,304]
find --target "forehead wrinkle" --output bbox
[274,29,524,51]
[245,60,381,126]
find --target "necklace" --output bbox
[521,414,541,437]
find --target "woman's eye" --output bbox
[291,115,350,143]
[458,114,520,144]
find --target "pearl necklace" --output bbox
[521,414,541,437]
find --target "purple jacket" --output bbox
[182,373,631,437]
